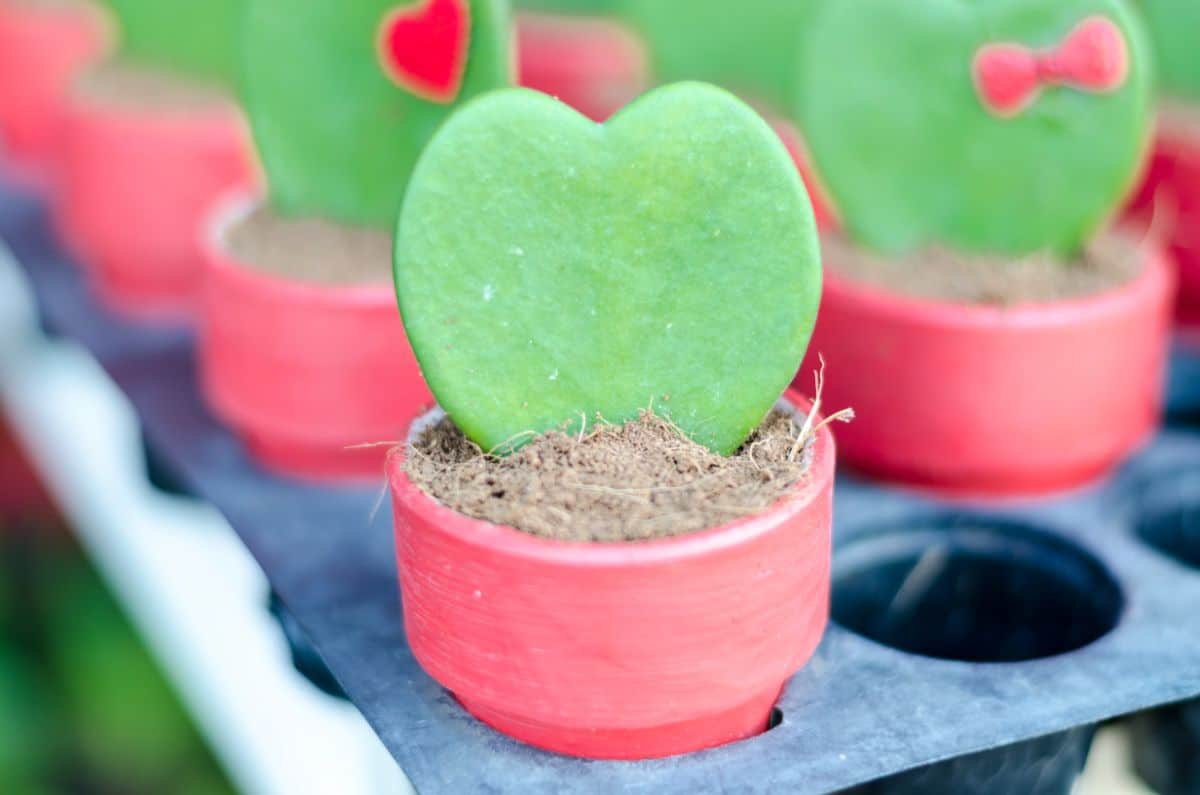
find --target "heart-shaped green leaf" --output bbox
[394,83,821,455]
[242,0,511,227]
[796,0,1152,257]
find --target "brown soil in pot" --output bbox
[1159,96,1200,138]
[11,0,87,7]
[72,60,232,113]
[226,206,393,286]
[822,230,1144,305]
[405,408,818,544]
[10,0,98,9]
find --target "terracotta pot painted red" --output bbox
[57,81,253,319]
[797,242,1175,497]
[516,12,649,121]
[1128,127,1200,330]
[0,0,107,183]
[199,196,431,482]
[388,391,833,760]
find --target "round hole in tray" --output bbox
[831,517,1123,663]
[1134,473,1200,570]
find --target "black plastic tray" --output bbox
[4,180,1199,794]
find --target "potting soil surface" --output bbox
[9,0,98,9]
[821,229,1144,305]
[407,408,815,543]
[72,60,233,113]
[1159,96,1200,138]
[226,206,394,286]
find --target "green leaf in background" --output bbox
[100,0,244,85]
[1138,0,1200,100]
[395,83,821,455]
[0,537,232,795]
[242,0,512,227]
[0,648,53,795]
[47,560,217,783]
[796,0,1153,258]
[38,553,231,794]
[619,0,816,115]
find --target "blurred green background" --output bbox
[0,420,232,795]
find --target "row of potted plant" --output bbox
[0,0,251,317]
[0,0,1192,766]
[0,0,836,329]
[523,0,1200,337]
[792,1,1173,496]
[517,0,1187,496]
[0,0,838,758]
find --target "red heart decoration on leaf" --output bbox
[378,0,471,104]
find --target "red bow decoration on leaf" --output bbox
[972,16,1129,118]
[378,0,471,104]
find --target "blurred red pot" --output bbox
[1128,126,1200,331]
[0,0,107,185]
[56,76,252,320]
[797,240,1175,497]
[516,12,649,121]
[199,195,431,482]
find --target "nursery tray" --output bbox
[3,179,1199,794]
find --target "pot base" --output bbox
[87,258,196,322]
[457,683,781,761]
[0,161,52,195]
[243,429,390,483]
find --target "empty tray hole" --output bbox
[1137,501,1200,571]
[831,518,1123,663]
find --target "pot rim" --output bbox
[820,231,1174,329]
[202,189,399,306]
[388,389,836,567]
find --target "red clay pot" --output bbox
[199,196,431,482]
[796,242,1175,497]
[388,391,833,760]
[56,78,253,319]
[1128,127,1200,330]
[0,0,107,183]
[516,12,649,121]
